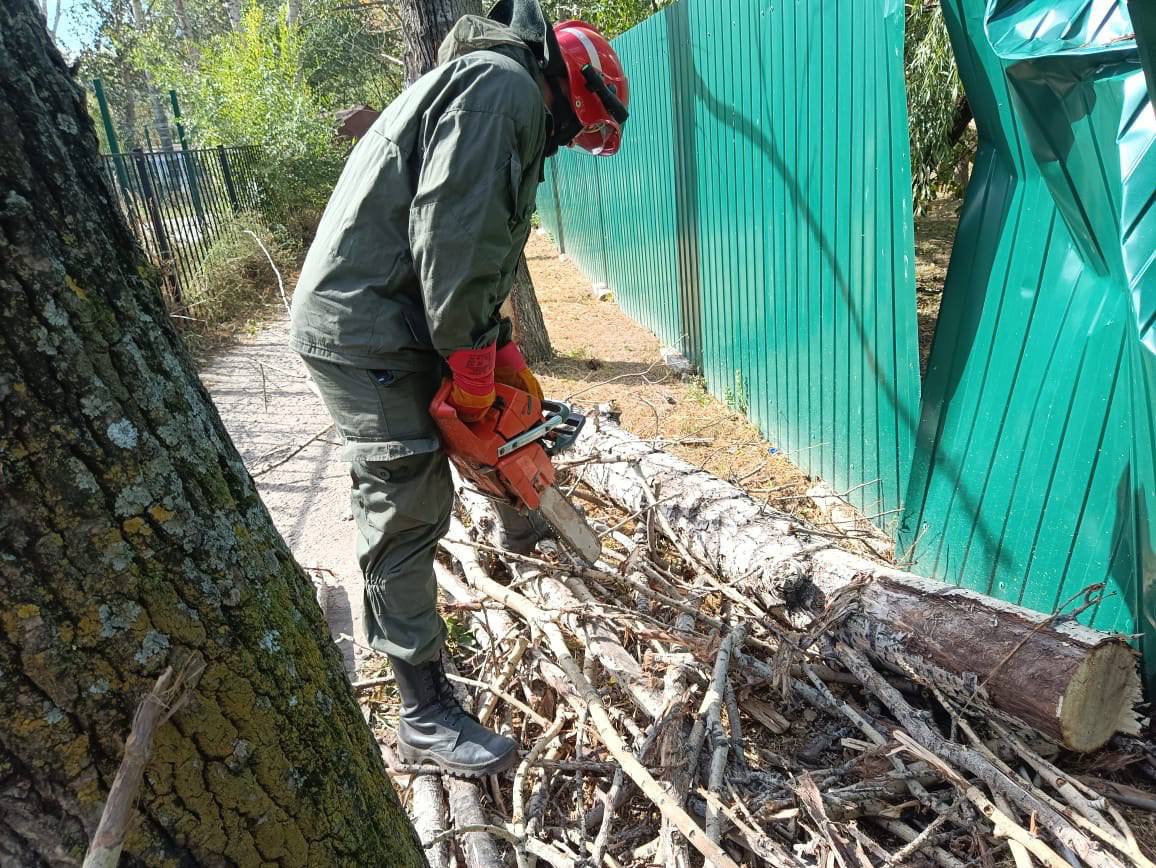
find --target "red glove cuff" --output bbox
[447,345,496,397]
[494,341,528,373]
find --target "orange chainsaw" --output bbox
[430,380,601,562]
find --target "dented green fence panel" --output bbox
[538,0,1156,681]
[898,0,1156,682]
[539,0,921,521]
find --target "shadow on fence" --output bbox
[101,145,263,308]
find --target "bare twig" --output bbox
[243,228,289,314]
[444,671,550,727]
[477,635,530,727]
[444,544,741,868]
[512,711,568,868]
[352,674,394,691]
[838,643,1114,868]
[83,661,202,868]
[887,810,953,865]
[251,422,334,477]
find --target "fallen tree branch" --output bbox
[243,228,289,314]
[837,642,1124,868]
[442,531,741,868]
[411,773,451,868]
[251,422,334,478]
[513,710,568,868]
[574,417,1141,752]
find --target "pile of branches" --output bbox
[360,437,1154,868]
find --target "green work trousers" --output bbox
[301,357,452,664]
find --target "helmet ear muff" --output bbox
[579,64,629,125]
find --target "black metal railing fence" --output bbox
[101,144,263,307]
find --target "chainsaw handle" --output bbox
[540,400,585,456]
[429,378,500,465]
[430,378,558,510]
[430,378,548,462]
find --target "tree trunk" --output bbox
[145,86,174,151]
[224,0,241,29]
[396,0,481,83]
[511,255,554,364]
[573,418,1142,753]
[121,90,137,150]
[0,5,425,866]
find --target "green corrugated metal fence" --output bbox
[898,0,1156,681]
[538,0,922,523]
[538,0,1156,685]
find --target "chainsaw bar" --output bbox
[537,485,601,562]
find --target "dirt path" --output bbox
[199,321,366,675]
[199,232,882,678]
[914,196,959,376]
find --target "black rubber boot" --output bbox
[390,655,519,777]
[493,502,552,555]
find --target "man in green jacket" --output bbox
[290,0,628,776]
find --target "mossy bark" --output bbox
[0,3,426,866]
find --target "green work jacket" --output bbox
[289,16,547,371]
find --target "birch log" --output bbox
[573,418,1141,752]
[411,775,452,868]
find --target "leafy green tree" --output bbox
[542,0,673,39]
[76,0,407,236]
[905,0,969,210]
[298,0,406,108]
[141,4,346,225]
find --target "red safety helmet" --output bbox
[553,20,630,156]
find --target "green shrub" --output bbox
[906,2,969,211]
[141,5,344,238]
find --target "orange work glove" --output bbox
[446,344,496,423]
[494,341,544,402]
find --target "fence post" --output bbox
[132,147,182,306]
[550,158,566,255]
[217,145,240,213]
[92,79,129,189]
[170,90,206,230]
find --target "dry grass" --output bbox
[178,215,299,352]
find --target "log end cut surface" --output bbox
[1061,643,1144,752]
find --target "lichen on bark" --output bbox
[0,2,424,864]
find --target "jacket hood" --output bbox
[437,16,534,66]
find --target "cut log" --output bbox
[411,774,452,868]
[573,418,1141,753]
[445,777,505,868]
